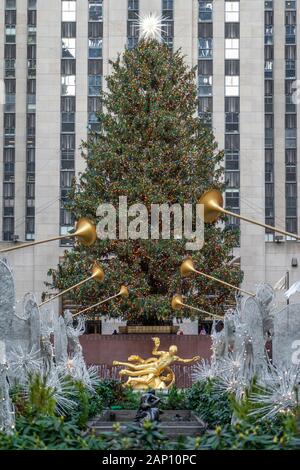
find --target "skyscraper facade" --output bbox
[0,0,299,310]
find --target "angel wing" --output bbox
[23,293,41,352]
[273,303,300,367]
[0,259,15,340]
[285,280,300,299]
[241,296,265,373]
[274,274,287,291]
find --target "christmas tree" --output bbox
[48,38,243,324]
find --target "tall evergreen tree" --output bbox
[48,40,242,324]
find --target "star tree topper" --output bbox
[138,12,166,41]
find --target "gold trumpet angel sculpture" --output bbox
[113,337,200,390]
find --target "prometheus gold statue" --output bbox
[113,337,200,390]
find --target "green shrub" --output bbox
[159,386,187,410]
[120,387,141,410]
[25,374,57,417]
[0,414,103,450]
[68,381,91,428]
[186,380,232,427]
[94,379,124,408]
[196,418,300,450]
[102,420,169,450]
[10,384,27,416]
[5,376,300,450]
[1,408,300,450]
[86,390,104,418]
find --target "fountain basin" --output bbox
[88,409,206,438]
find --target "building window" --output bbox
[265,25,273,45]
[225,38,239,59]
[62,21,76,38]
[199,97,212,114]
[225,22,239,39]
[225,1,240,234]
[225,1,239,23]
[6,0,16,9]
[62,38,76,58]
[265,60,273,78]
[129,1,139,12]
[87,1,103,132]
[225,112,239,133]
[225,134,240,152]
[60,0,77,242]
[88,38,102,59]
[199,1,213,125]
[225,97,239,112]
[286,59,296,78]
[198,75,213,97]
[127,0,139,49]
[162,0,174,49]
[89,22,103,38]
[88,75,102,96]
[61,58,76,75]
[198,38,213,58]
[225,59,239,75]
[285,1,297,235]
[61,112,75,133]
[225,190,240,210]
[225,76,239,96]
[5,25,16,43]
[199,1,213,22]
[163,0,173,9]
[89,0,103,21]
[285,25,296,44]
[225,171,240,188]
[61,75,76,96]
[3,0,18,241]
[62,1,76,22]
[198,60,212,75]
[225,151,239,171]
[286,1,296,10]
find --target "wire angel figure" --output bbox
[192,358,220,383]
[249,361,300,420]
[7,344,43,384]
[57,353,100,392]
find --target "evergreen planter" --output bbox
[88,409,206,438]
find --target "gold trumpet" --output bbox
[0,217,97,254]
[38,263,104,308]
[199,188,300,240]
[73,285,129,318]
[180,258,254,297]
[171,294,223,320]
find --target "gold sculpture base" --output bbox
[113,337,200,390]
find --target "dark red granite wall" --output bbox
[80,334,212,388]
[80,334,212,365]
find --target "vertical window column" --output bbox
[26,0,37,240]
[198,1,213,126]
[3,0,16,241]
[60,0,77,242]
[224,0,240,231]
[88,0,103,134]
[127,0,139,50]
[285,0,297,237]
[264,0,275,241]
[162,0,174,50]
